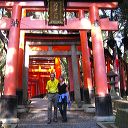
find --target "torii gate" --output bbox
[0,1,118,123]
[25,33,82,104]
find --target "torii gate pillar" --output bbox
[90,5,113,117]
[16,9,26,105]
[1,5,22,119]
[79,10,93,103]
[106,58,111,92]
[54,57,61,79]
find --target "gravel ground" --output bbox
[17,98,100,128]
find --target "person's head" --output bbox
[59,75,65,83]
[50,72,55,81]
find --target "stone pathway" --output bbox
[17,98,100,128]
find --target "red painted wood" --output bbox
[52,46,71,51]
[0,1,44,8]
[17,30,25,90]
[0,1,118,9]
[79,10,93,91]
[38,77,44,95]
[17,47,24,89]
[77,46,81,51]
[4,5,22,96]
[100,18,118,31]
[21,17,91,30]
[0,17,118,31]
[1,1,119,98]
[29,46,49,51]
[26,8,86,12]
[67,2,118,9]
[31,84,36,97]
[90,5,108,96]
[80,31,93,90]
[54,57,61,79]
[25,33,80,40]
[29,59,55,63]
[106,58,111,90]
[29,64,54,67]
[21,17,118,30]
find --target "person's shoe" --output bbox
[53,118,58,122]
[62,118,67,123]
[47,120,51,124]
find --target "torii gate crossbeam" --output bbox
[0,1,118,8]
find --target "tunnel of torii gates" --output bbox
[0,1,122,119]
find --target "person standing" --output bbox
[46,73,59,124]
[58,75,70,122]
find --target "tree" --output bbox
[0,8,10,90]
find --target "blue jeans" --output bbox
[58,96,67,121]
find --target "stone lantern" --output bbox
[107,70,120,99]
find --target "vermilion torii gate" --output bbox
[25,33,82,105]
[0,1,118,122]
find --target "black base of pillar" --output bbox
[80,87,91,103]
[80,87,84,101]
[126,89,128,96]
[70,91,74,101]
[0,95,17,118]
[16,89,23,105]
[89,89,95,98]
[32,94,46,98]
[95,94,112,116]
[83,88,91,104]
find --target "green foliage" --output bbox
[0,40,6,71]
[114,1,128,36]
[0,8,9,80]
[60,58,68,82]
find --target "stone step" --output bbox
[113,100,128,110]
[97,122,117,128]
[115,108,128,128]
[17,122,99,128]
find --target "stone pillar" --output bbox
[1,5,22,119]
[77,57,83,100]
[77,57,82,87]
[90,5,112,117]
[67,57,74,101]
[16,9,26,105]
[71,45,81,107]
[22,43,29,104]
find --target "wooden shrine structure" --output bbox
[0,0,126,124]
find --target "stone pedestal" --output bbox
[16,89,23,105]
[0,95,17,118]
[95,94,113,116]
